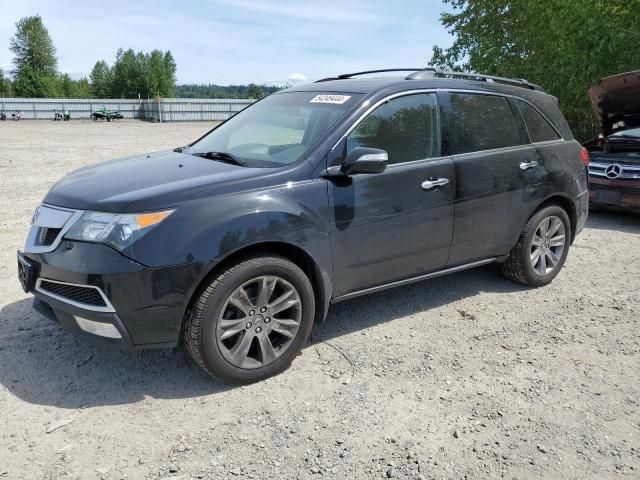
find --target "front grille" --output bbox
[589,161,640,179]
[590,183,640,196]
[41,227,62,246]
[38,280,107,307]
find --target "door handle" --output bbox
[519,160,539,171]
[421,178,450,191]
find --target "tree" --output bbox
[73,78,92,97]
[430,0,640,141]
[161,51,177,97]
[0,67,13,97]
[10,15,58,97]
[147,49,165,97]
[91,48,176,98]
[58,73,91,98]
[247,83,266,99]
[110,48,142,98]
[107,48,177,98]
[58,73,74,97]
[90,60,112,98]
[174,84,281,99]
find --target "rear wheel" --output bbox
[184,255,315,384]
[500,205,571,287]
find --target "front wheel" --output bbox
[184,255,315,384]
[500,205,571,287]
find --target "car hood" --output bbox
[589,70,640,136]
[43,150,268,212]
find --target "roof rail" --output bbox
[315,66,545,92]
[315,68,426,83]
[422,69,545,92]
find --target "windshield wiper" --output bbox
[190,151,248,166]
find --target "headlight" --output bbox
[66,209,174,251]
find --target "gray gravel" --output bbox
[1,120,639,479]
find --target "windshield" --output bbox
[188,92,362,168]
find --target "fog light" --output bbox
[74,316,122,339]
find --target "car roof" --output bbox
[285,76,543,97]
[283,76,573,140]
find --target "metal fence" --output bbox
[0,97,255,122]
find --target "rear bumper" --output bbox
[589,176,640,211]
[573,190,589,238]
[20,241,207,350]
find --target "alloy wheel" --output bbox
[216,275,302,369]
[530,215,566,276]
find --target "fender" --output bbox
[127,177,333,321]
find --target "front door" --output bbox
[327,93,455,297]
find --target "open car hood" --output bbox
[589,70,640,136]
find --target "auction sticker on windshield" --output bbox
[310,94,352,104]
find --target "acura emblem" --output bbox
[605,164,622,179]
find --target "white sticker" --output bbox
[310,94,352,105]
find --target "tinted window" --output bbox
[347,94,439,165]
[450,94,521,154]
[517,100,561,143]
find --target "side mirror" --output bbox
[341,147,388,175]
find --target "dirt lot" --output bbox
[0,121,639,480]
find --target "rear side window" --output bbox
[347,93,439,165]
[450,93,521,154]
[517,100,561,143]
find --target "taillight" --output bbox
[580,147,590,167]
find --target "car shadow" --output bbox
[586,209,640,233]
[0,264,525,409]
[311,264,525,344]
[0,298,232,409]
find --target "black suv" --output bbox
[18,68,589,383]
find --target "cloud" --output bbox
[0,0,453,84]
[216,0,381,24]
[286,72,308,84]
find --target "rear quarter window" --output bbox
[517,99,561,143]
[450,93,522,154]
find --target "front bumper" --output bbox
[33,294,135,349]
[19,241,206,350]
[589,176,640,211]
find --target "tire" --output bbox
[183,255,315,384]
[500,205,571,287]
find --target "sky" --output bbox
[0,0,453,85]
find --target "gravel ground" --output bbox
[1,120,639,480]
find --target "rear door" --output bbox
[328,92,455,297]
[444,91,539,265]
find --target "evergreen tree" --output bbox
[10,15,58,97]
[89,60,112,98]
[58,73,91,98]
[0,67,13,97]
[162,51,177,97]
[174,84,281,99]
[58,73,74,97]
[247,83,266,99]
[73,78,92,97]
